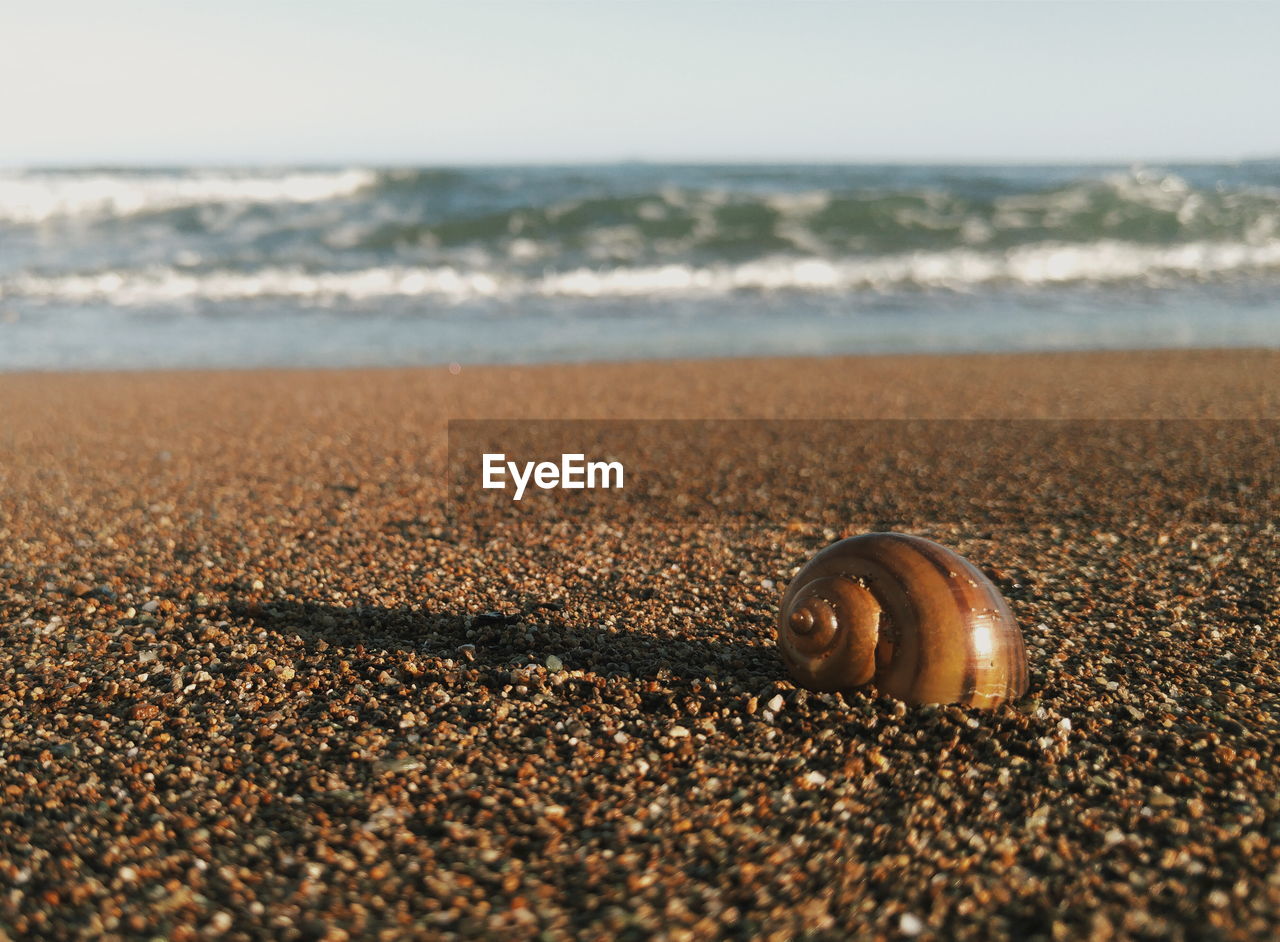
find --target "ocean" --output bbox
[2,161,1279,370]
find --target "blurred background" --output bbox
[2,0,1278,370]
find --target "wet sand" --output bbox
[1,349,1278,940]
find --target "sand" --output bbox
[1,349,1278,940]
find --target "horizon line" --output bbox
[3,153,1278,171]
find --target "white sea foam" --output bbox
[0,266,505,304]
[0,169,377,224]
[5,239,1280,305]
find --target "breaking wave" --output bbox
[4,161,1280,340]
[7,239,1280,306]
[0,168,376,224]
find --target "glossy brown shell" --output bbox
[777,532,1028,708]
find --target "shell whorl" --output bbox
[778,573,883,692]
[777,533,1028,708]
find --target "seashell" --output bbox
[778,532,1028,708]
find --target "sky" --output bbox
[2,0,1277,166]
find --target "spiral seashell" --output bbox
[778,532,1028,708]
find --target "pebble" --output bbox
[376,757,425,774]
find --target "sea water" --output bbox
[1,162,1278,370]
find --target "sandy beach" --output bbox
[2,348,1278,940]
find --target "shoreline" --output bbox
[5,338,1280,380]
[2,342,1279,372]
